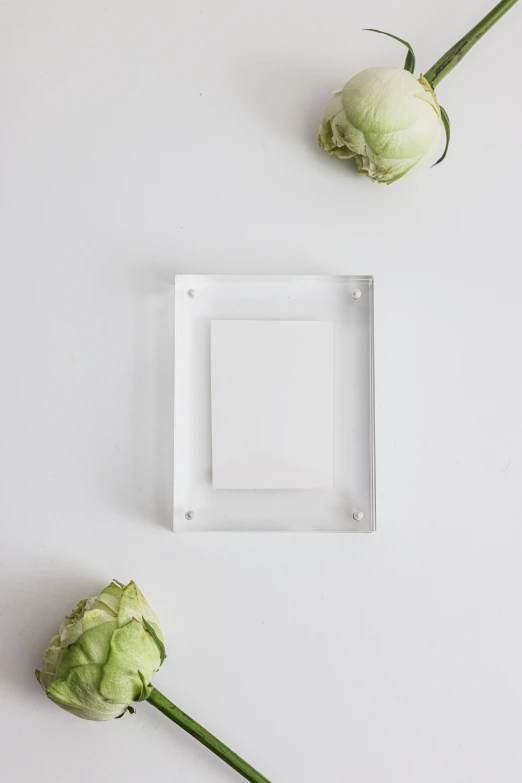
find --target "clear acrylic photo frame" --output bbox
[174,275,375,532]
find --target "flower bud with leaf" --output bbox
[319,0,518,183]
[36,580,272,783]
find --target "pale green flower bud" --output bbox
[35,580,165,721]
[319,67,442,184]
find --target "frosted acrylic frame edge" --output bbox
[174,275,376,533]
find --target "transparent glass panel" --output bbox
[174,275,375,532]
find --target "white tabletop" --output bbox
[1,2,521,782]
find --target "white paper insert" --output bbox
[211,320,334,489]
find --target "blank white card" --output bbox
[211,320,334,489]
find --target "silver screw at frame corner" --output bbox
[351,289,362,301]
[352,510,364,522]
[187,289,196,299]
[185,510,195,521]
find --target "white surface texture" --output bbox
[211,320,334,490]
[1,2,521,782]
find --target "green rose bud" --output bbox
[319,67,442,184]
[35,580,165,721]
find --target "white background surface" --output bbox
[1,1,521,781]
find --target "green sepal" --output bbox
[432,105,450,167]
[364,28,416,73]
[135,670,153,702]
[142,616,166,665]
[115,705,136,719]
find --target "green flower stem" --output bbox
[424,0,519,87]
[146,688,273,783]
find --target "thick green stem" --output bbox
[146,688,273,783]
[424,0,518,87]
